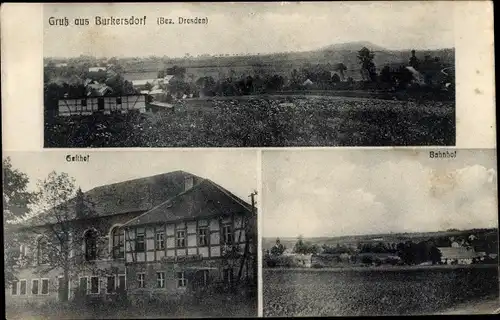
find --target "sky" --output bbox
[3,150,258,204]
[263,149,498,238]
[43,2,455,58]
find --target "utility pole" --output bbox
[237,191,258,283]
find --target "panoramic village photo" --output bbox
[262,149,499,316]
[3,151,258,318]
[43,2,455,148]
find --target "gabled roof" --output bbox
[123,179,252,227]
[22,171,203,227]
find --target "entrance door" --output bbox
[98,98,105,111]
[58,277,69,301]
[192,270,209,291]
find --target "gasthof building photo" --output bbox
[4,151,258,318]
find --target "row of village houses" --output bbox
[267,237,498,268]
[56,66,181,117]
[6,171,257,305]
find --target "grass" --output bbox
[263,265,498,317]
[44,96,455,148]
[7,290,257,319]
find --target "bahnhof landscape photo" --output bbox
[43,2,455,148]
[262,149,498,316]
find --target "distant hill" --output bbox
[317,41,388,52]
[47,41,455,81]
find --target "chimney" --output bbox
[184,175,194,191]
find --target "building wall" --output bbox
[124,212,256,298]
[125,214,249,264]
[6,211,142,306]
[126,259,244,300]
[58,95,146,116]
[6,209,256,306]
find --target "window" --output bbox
[20,245,26,258]
[137,273,145,288]
[156,230,165,250]
[222,224,233,245]
[112,227,125,259]
[106,276,115,294]
[37,239,49,264]
[90,276,99,294]
[32,279,39,295]
[135,228,145,252]
[198,227,208,246]
[81,99,87,107]
[41,279,49,295]
[116,97,122,104]
[176,230,186,248]
[118,275,126,291]
[223,268,234,285]
[11,281,18,295]
[177,272,187,288]
[79,277,88,294]
[84,230,98,261]
[156,272,165,288]
[20,280,27,295]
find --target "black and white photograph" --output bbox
[262,149,499,316]
[3,150,258,319]
[43,2,455,148]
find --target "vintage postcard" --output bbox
[1,1,497,319]
[3,150,259,318]
[262,149,499,316]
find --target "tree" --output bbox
[3,157,36,288]
[331,73,341,83]
[293,235,319,254]
[357,47,377,82]
[334,63,347,82]
[271,238,286,256]
[409,50,420,70]
[380,66,393,84]
[144,82,153,92]
[429,246,442,265]
[3,158,35,224]
[28,171,100,302]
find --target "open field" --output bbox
[263,265,499,317]
[45,95,454,148]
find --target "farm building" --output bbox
[86,83,113,97]
[5,171,257,306]
[131,76,174,91]
[57,94,147,116]
[88,67,107,73]
[438,247,479,265]
[147,101,175,113]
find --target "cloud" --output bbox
[264,155,497,238]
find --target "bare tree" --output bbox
[27,171,103,302]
